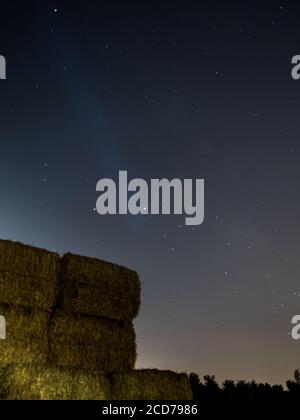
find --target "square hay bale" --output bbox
[59,253,140,321]
[49,339,136,372]
[111,369,193,400]
[0,303,49,339]
[48,311,136,371]
[0,336,48,365]
[49,310,135,346]
[0,240,59,278]
[0,365,111,400]
[0,272,57,312]
[0,240,60,311]
[73,370,111,400]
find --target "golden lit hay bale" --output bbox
[49,310,135,346]
[49,311,136,371]
[0,365,111,400]
[0,240,59,279]
[0,336,48,365]
[0,364,70,400]
[0,240,60,311]
[73,370,111,400]
[59,253,140,321]
[111,369,193,400]
[0,272,58,311]
[49,338,136,372]
[0,303,49,339]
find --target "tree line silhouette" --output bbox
[189,369,300,406]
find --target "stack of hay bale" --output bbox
[0,239,192,400]
[48,253,139,372]
[0,240,59,367]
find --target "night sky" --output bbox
[0,1,300,385]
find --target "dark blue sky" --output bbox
[0,0,300,384]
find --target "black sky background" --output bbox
[0,0,300,384]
